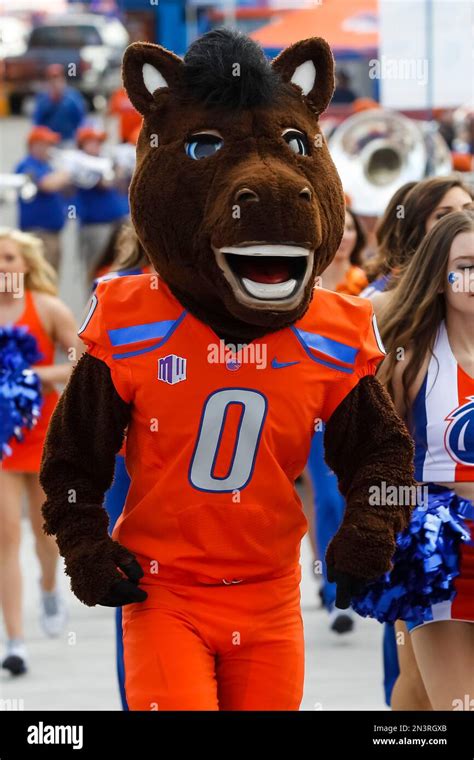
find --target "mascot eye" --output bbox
[185,133,224,160]
[282,129,309,156]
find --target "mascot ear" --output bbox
[122,41,184,116]
[272,37,335,115]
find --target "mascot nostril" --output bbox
[40,27,417,712]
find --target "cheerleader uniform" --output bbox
[2,290,59,473]
[353,320,474,630]
[407,321,474,630]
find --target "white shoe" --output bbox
[39,586,68,637]
[329,606,355,635]
[1,640,28,676]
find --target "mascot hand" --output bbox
[62,535,148,607]
[326,520,395,607]
[326,568,365,610]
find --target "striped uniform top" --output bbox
[412,321,474,483]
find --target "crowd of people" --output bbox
[12,63,140,278]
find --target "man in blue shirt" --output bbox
[15,126,72,270]
[74,126,129,278]
[33,64,86,143]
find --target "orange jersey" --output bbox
[3,290,59,472]
[79,275,385,582]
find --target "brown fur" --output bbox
[324,375,416,580]
[40,354,135,605]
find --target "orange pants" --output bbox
[122,566,304,710]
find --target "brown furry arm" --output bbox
[323,375,415,582]
[40,353,145,606]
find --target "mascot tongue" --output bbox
[237,257,291,284]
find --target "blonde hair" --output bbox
[0,228,57,295]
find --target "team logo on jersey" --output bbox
[226,358,241,371]
[271,357,300,369]
[158,354,187,384]
[444,396,474,466]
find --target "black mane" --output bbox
[182,28,280,109]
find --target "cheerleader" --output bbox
[365,181,471,708]
[0,229,80,675]
[361,178,460,709]
[368,176,473,315]
[355,210,474,710]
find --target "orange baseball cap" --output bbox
[27,126,61,145]
[76,126,107,147]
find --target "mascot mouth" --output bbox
[214,244,314,310]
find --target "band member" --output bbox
[75,127,130,275]
[15,127,71,271]
[33,63,86,144]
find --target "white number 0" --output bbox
[189,388,267,492]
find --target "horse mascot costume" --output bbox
[40,30,415,710]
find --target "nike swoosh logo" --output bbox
[271,358,300,369]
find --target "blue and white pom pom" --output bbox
[0,325,43,459]
[351,489,472,625]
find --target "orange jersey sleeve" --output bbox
[77,281,134,404]
[294,288,386,422]
[322,295,386,420]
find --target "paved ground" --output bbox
[0,114,388,712]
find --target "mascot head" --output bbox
[123,29,345,342]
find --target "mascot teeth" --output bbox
[241,278,298,299]
[220,245,310,258]
[215,244,312,305]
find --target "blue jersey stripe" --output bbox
[111,312,187,359]
[412,373,428,481]
[291,327,354,374]
[108,318,178,347]
[292,327,358,367]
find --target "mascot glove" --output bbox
[59,532,148,607]
[326,520,396,609]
